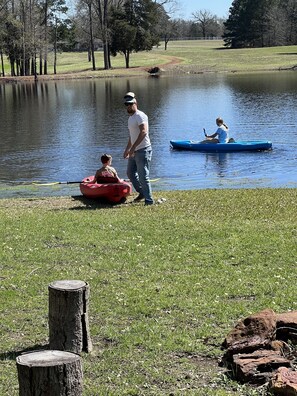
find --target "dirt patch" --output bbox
[0,195,137,211]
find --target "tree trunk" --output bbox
[16,350,83,396]
[95,0,110,70]
[164,37,169,50]
[88,2,96,70]
[1,50,5,77]
[44,0,48,75]
[125,50,130,68]
[48,280,92,354]
[54,17,57,74]
[39,50,43,75]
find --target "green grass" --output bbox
[157,40,297,72]
[0,188,296,395]
[2,40,297,78]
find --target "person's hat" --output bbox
[124,92,136,104]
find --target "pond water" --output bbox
[0,71,296,198]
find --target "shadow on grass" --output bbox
[68,195,129,211]
[0,344,49,361]
[278,53,297,56]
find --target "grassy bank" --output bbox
[2,40,297,80]
[1,188,296,395]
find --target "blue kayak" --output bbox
[170,140,272,152]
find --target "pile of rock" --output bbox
[147,66,164,75]
[221,309,297,395]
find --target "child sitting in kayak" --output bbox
[202,117,230,143]
[92,154,119,183]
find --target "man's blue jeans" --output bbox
[127,146,154,205]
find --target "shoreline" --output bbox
[0,187,296,209]
[1,55,296,84]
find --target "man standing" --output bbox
[123,92,154,205]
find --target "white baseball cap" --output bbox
[124,92,136,104]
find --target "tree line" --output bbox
[0,0,296,77]
[223,0,297,48]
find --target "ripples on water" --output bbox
[0,72,296,198]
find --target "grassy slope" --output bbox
[1,40,297,79]
[0,189,296,395]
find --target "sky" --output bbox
[172,0,233,20]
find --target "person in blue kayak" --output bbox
[203,117,230,143]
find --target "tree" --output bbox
[223,0,250,48]
[154,5,179,49]
[192,9,219,38]
[0,0,8,76]
[51,17,74,73]
[109,0,160,68]
[40,0,68,74]
[3,16,22,75]
[222,0,291,48]
[74,0,97,60]
[278,0,297,44]
[92,0,111,69]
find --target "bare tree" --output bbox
[192,9,218,38]
[154,0,178,16]
[92,0,110,69]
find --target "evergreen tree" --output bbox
[109,0,160,68]
[223,0,295,48]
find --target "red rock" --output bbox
[276,311,297,344]
[269,367,297,395]
[222,309,276,355]
[232,350,291,384]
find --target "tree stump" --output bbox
[48,280,92,354]
[16,350,83,396]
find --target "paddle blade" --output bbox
[32,182,60,186]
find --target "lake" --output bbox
[0,71,296,198]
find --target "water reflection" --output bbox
[0,72,296,198]
[205,153,229,178]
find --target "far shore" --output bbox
[1,40,297,83]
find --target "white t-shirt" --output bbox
[128,110,151,151]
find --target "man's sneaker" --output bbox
[145,200,154,206]
[134,193,144,202]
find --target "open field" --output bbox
[1,40,297,81]
[1,188,297,395]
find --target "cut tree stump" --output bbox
[16,350,83,396]
[48,280,92,353]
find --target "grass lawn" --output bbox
[0,188,296,395]
[1,40,297,79]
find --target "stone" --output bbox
[221,309,297,385]
[222,309,276,356]
[232,349,292,384]
[276,311,297,344]
[269,367,297,396]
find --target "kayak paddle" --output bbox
[203,128,207,137]
[33,178,160,186]
[32,181,85,186]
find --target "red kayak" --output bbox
[80,176,132,203]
